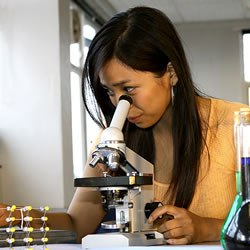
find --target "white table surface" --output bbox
[0,242,223,250]
[0,244,82,249]
[84,242,223,250]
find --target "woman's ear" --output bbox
[167,62,178,86]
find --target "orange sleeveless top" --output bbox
[153,97,247,219]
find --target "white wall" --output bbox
[176,20,250,105]
[0,0,74,208]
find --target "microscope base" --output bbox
[82,231,166,249]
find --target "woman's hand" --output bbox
[0,204,20,227]
[148,204,224,245]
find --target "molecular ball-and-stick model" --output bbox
[0,205,50,250]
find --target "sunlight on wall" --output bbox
[243,33,250,82]
[70,72,84,177]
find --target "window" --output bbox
[243,30,250,105]
[243,30,250,83]
[82,23,100,155]
[69,2,100,177]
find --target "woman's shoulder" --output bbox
[210,98,248,111]
[209,98,248,123]
[198,96,248,122]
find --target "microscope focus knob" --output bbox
[144,202,162,219]
[107,151,121,171]
[144,202,174,221]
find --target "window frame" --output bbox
[69,1,101,177]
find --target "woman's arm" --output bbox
[67,165,106,243]
[0,168,105,243]
[0,205,74,230]
[1,130,106,244]
[67,130,106,243]
[0,187,105,244]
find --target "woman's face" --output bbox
[99,58,172,128]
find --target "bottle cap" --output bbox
[240,109,250,124]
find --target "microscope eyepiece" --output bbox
[119,95,133,104]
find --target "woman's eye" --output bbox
[124,87,135,93]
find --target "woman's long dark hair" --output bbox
[82,6,205,209]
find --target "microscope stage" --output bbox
[74,175,152,187]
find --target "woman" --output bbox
[0,6,246,245]
[77,6,246,244]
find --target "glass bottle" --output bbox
[220,111,243,249]
[224,109,250,249]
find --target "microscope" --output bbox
[74,95,166,249]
